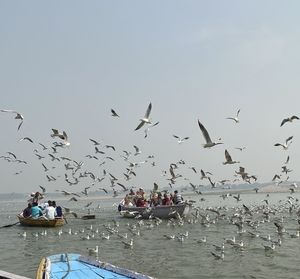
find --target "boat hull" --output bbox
[36,253,154,279]
[119,202,191,219]
[17,215,64,227]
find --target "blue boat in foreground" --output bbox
[36,253,155,279]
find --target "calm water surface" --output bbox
[0,192,300,279]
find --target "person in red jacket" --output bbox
[162,193,173,205]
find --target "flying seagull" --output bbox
[51,129,68,140]
[39,185,46,193]
[235,146,246,152]
[133,145,141,156]
[7,152,17,159]
[51,129,70,146]
[223,149,240,165]
[280,115,299,127]
[135,102,152,131]
[197,120,223,148]
[173,135,190,144]
[226,109,240,123]
[19,137,34,143]
[0,109,24,130]
[274,136,293,150]
[144,121,159,138]
[89,138,101,145]
[111,109,120,117]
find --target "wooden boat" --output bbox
[118,201,191,219]
[17,215,64,227]
[36,253,155,279]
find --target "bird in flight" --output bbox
[235,146,246,152]
[223,149,240,165]
[173,135,190,144]
[135,102,152,131]
[144,121,159,138]
[197,120,223,148]
[133,145,141,156]
[51,129,70,146]
[89,138,101,145]
[280,115,299,127]
[226,109,240,123]
[111,109,120,117]
[0,109,24,130]
[19,137,34,143]
[274,136,293,150]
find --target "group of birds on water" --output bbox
[15,193,300,266]
[2,103,300,267]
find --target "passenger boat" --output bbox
[118,201,191,219]
[36,253,155,279]
[17,214,64,227]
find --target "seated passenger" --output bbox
[22,203,32,218]
[124,195,134,207]
[31,202,43,219]
[136,188,145,198]
[52,201,63,218]
[150,193,161,207]
[136,197,148,207]
[157,192,163,205]
[45,201,55,220]
[162,193,173,205]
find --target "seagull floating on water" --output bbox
[122,238,133,249]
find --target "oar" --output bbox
[0,221,20,229]
[63,215,68,224]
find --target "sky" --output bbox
[1,1,300,194]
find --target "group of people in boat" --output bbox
[122,188,184,208]
[21,191,63,220]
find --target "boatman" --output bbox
[173,190,183,204]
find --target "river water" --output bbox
[0,191,300,279]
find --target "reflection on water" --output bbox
[0,192,300,279]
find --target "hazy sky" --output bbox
[1,1,300,194]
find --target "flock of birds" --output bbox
[1,104,299,199]
[2,103,300,270]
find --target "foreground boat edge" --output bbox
[36,253,156,279]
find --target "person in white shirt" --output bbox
[45,201,56,220]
